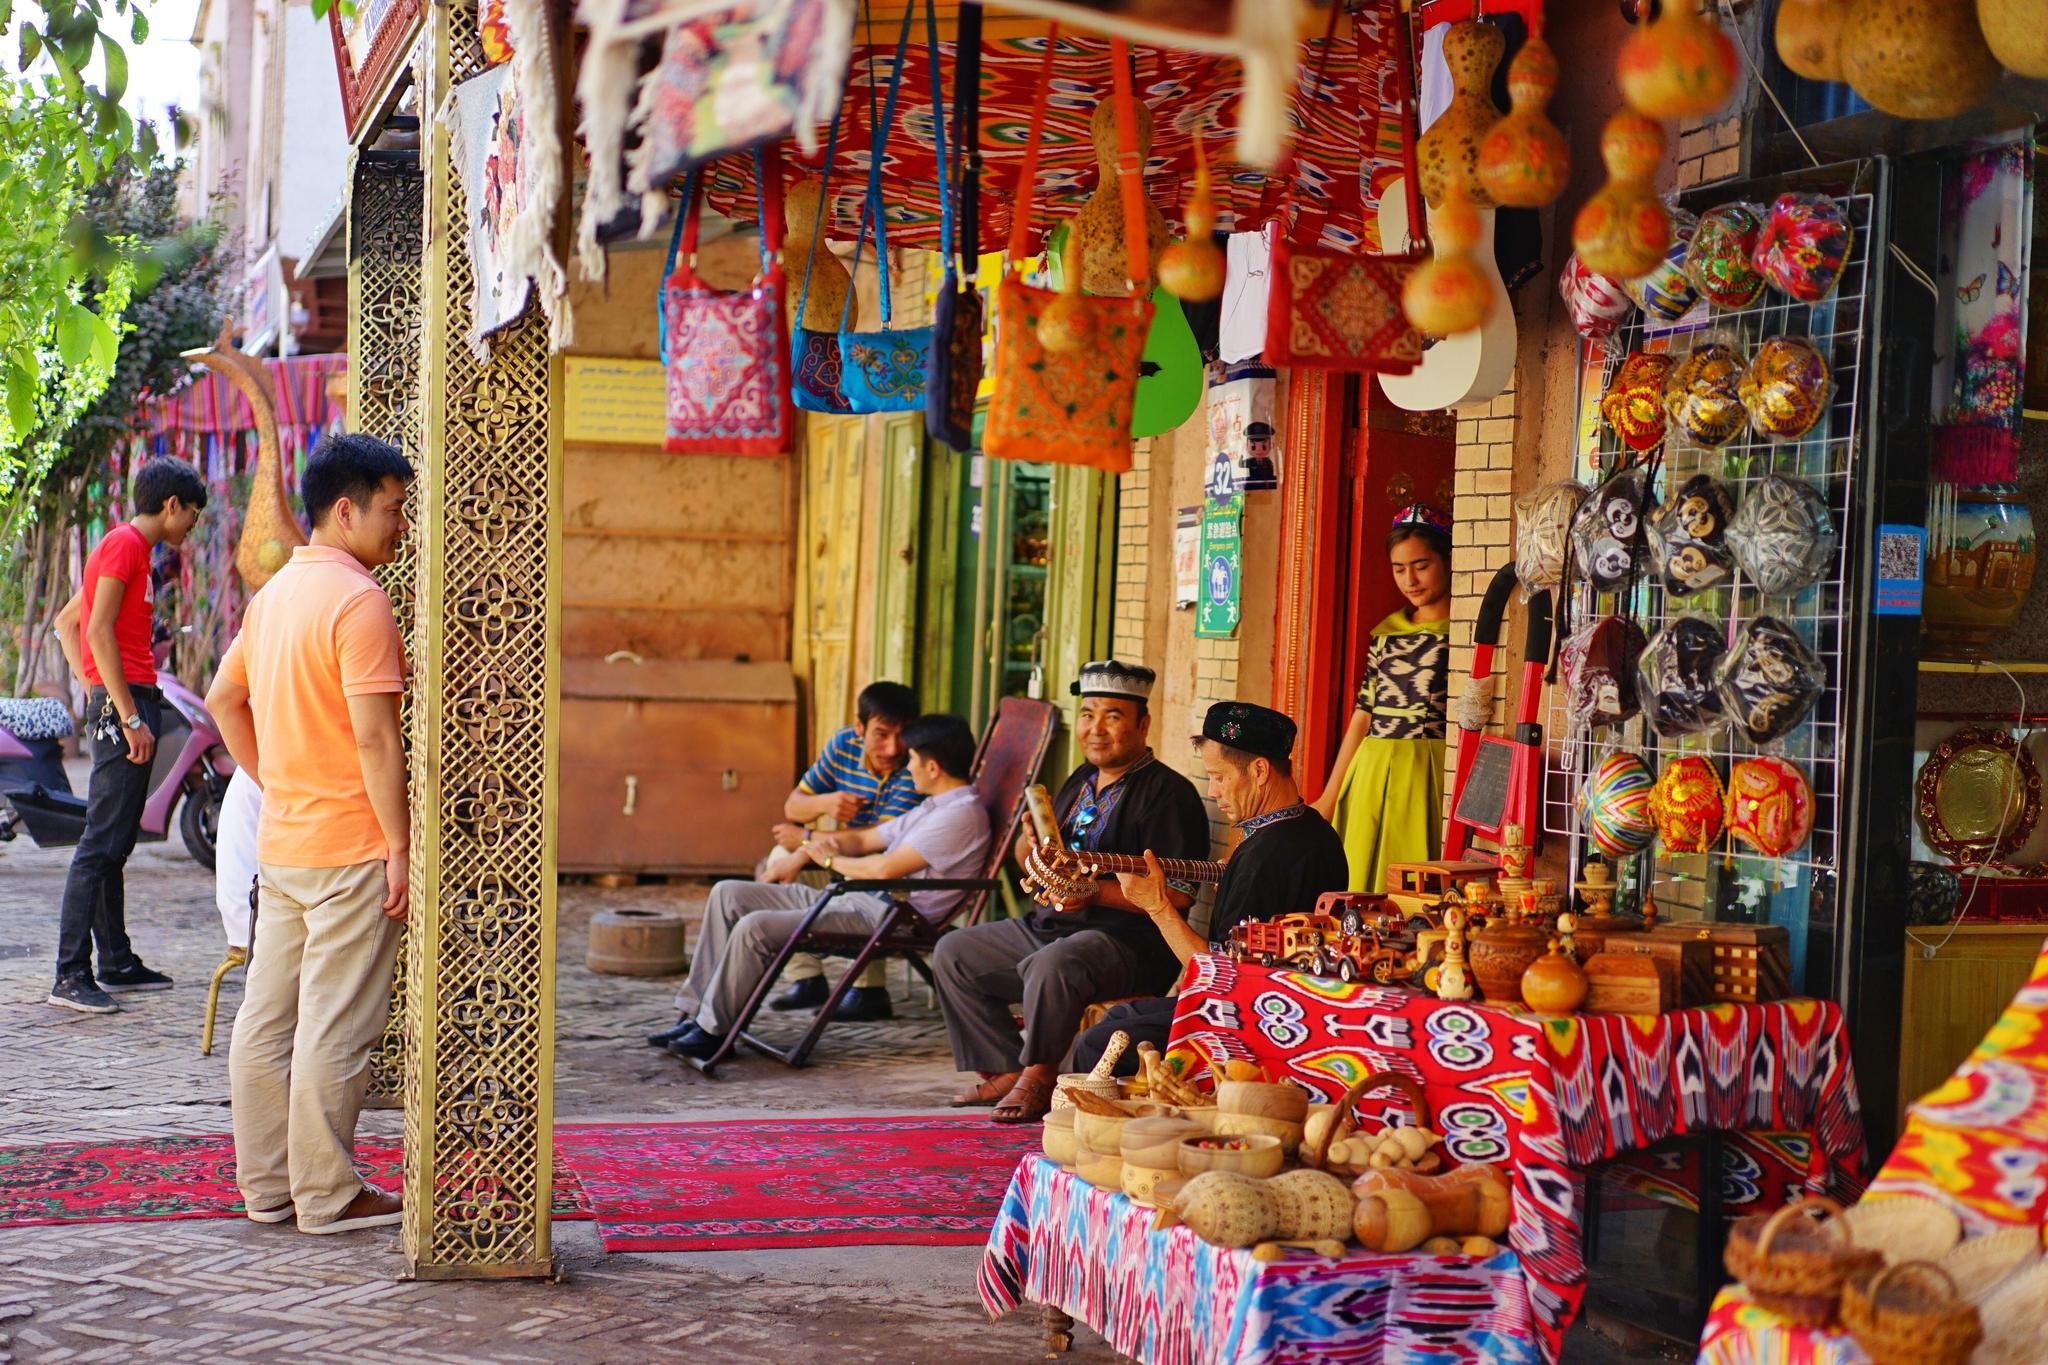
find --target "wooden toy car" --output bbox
[1228,907,1412,985]
[1380,860,1501,933]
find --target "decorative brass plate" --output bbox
[1915,726,2042,863]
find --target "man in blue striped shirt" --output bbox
[760,681,919,1021]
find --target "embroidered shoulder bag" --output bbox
[835,3,932,415]
[1263,0,1427,375]
[924,0,982,453]
[984,31,1152,474]
[660,146,794,456]
[791,99,854,414]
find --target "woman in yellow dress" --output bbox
[1311,504,1452,893]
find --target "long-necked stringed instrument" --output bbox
[1019,783,1226,903]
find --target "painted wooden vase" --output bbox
[1468,916,1549,1007]
[1924,484,2038,659]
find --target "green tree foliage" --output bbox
[0,0,170,525]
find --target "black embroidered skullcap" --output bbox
[1199,701,1296,765]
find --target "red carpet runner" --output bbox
[0,1116,1038,1253]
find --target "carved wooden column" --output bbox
[346,151,424,1104]
[404,0,561,1278]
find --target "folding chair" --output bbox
[685,695,1058,1075]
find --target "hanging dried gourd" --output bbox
[1978,0,2048,77]
[1038,232,1096,353]
[783,176,853,331]
[1775,0,1850,81]
[1477,15,1569,208]
[1617,0,1739,119]
[1403,184,1494,335]
[1070,96,1170,295]
[1417,21,1505,209]
[1571,111,1671,281]
[1159,132,1225,303]
[1840,0,2000,119]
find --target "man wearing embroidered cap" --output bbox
[1073,701,1349,1071]
[931,660,1209,1124]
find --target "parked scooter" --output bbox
[0,669,234,868]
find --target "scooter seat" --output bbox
[0,698,73,743]
[1,783,89,848]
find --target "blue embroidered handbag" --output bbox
[835,3,930,415]
[791,99,853,415]
[924,0,981,453]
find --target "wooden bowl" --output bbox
[1180,1105,1225,1134]
[1041,1109,1079,1166]
[1121,1162,1176,1207]
[1119,1116,1205,1170]
[1054,1072,1121,1112]
[1076,1099,1176,1155]
[1214,1111,1306,1157]
[1075,1148,1124,1191]
[1177,1133,1285,1179]
[1217,1079,1309,1123]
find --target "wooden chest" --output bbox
[560,658,798,875]
[1582,952,1672,1015]
[1618,927,1716,1008]
[1693,923,1792,1003]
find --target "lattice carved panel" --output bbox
[347,153,425,1103]
[402,0,559,1278]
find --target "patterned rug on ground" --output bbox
[0,1118,1037,1252]
[553,1116,1040,1252]
[0,1133,591,1229]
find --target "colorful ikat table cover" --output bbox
[1699,944,2048,1363]
[1164,955,1867,1365]
[979,1155,1538,1364]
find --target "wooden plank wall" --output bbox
[560,243,798,664]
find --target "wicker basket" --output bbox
[1840,1261,1982,1365]
[1842,1194,1961,1266]
[1723,1196,1880,1327]
[1937,1226,2038,1304]
[1301,1071,1439,1177]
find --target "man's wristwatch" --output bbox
[122,713,144,731]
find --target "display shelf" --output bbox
[1919,658,2048,674]
[1543,173,1877,888]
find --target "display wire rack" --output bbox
[1542,177,1879,908]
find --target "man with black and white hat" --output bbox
[1072,699,1349,1073]
[931,660,1209,1124]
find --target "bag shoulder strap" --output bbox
[1006,28,1149,298]
[842,3,916,331]
[659,169,704,366]
[926,0,953,270]
[951,3,983,279]
[795,98,847,331]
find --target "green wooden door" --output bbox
[1040,464,1118,773]
[917,437,965,715]
[872,415,924,687]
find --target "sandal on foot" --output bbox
[991,1073,1056,1125]
[951,1072,1022,1108]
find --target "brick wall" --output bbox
[1112,439,1154,662]
[1447,383,1519,752]
[1677,115,1743,191]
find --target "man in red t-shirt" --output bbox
[47,458,207,1014]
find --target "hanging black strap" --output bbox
[949,1,982,278]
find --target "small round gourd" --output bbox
[1572,112,1671,281]
[1177,1171,1280,1249]
[1477,26,1569,208]
[1267,1169,1355,1241]
[1617,1,1740,119]
[1402,185,1494,335]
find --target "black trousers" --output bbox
[54,687,160,981]
[1071,996,1178,1077]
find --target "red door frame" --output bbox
[1276,376,1456,802]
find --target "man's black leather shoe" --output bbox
[768,976,830,1011]
[834,986,895,1022]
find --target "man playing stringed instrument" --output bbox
[1074,701,1349,1074]
[932,661,1209,1124]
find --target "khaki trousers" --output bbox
[752,845,885,990]
[229,859,401,1227]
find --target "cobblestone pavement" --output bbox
[0,814,1674,1362]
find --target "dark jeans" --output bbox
[54,686,160,981]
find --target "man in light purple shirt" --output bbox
[657,714,989,1061]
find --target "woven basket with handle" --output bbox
[1841,1260,1983,1365]
[1723,1196,1882,1327]
[1302,1070,1439,1177]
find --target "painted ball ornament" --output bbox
[1740,336,1831,441]
[1726,756,1816,856]
[1583,750,1658,859]
[1686,203,1768,310]
[1651,755,1726,854]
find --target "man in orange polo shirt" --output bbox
[207,433,413,1236]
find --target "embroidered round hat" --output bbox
[1199,701,1297,765]
[1072,660,1158,703]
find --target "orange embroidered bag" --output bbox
[983,32,1152,475]
[1263,0,1428,376]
